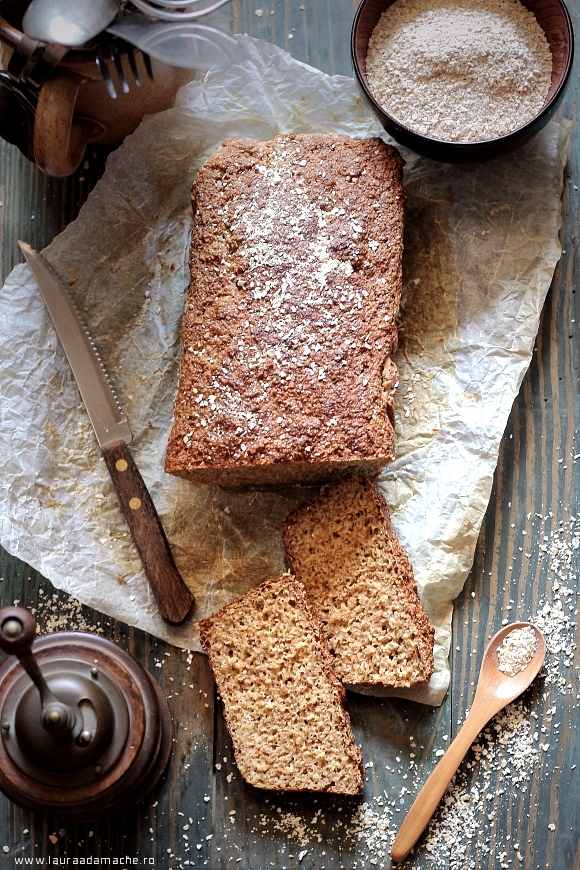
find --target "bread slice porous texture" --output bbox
[282,476,435,688]
[198,574,364,793]
[165,132,405,488]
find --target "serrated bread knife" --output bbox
[19,241,194,626]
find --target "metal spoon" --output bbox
[23,0,121,47]
[391,622,546,864]
[107,13,246,69]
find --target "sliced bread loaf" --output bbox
[282,476,434,687]
[198,574,364,793]
[165,132,405,487]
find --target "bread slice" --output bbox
[198,574,364,793]
[165,132,405,487]
[282,476,434,687]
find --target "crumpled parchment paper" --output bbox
[0,37,570,706]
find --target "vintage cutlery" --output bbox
[107,14,245,69]
[128,0,232,22]
[5,30,69,88]
[391,622,546,863]
[96,38,154,99]
[23,0,121,46]
[18,242,194,626]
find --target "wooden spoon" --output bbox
[391,622,546,864]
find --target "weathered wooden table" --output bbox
[1,1,579,868]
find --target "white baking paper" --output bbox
[0,37,570,706]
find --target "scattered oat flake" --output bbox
[497,625,538,676]
[239,510,577,868]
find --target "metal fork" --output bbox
[95,39,153,99]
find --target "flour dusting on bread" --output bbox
[165,133,405,487]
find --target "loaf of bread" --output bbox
[282,476,434,687]
[165,132,405,487]
[198,574,364,794]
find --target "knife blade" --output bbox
[19,241,194,626]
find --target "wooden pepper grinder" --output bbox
[0,606,173,820]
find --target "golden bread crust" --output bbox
[166,133,405,487]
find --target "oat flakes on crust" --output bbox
[165,133,405,488]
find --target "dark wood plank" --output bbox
[0,134,214,869]
[447,99,580,870]
[0,141,114,283]
[211,5,453,869]
[234,0,359,76]
[217,0,456,854]
[211,689,450,869]
[2,0,580,867]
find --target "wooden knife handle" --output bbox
[102,441,194,626]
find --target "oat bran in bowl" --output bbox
[351,0,574,162]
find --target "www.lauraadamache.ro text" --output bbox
[13,859,156,865]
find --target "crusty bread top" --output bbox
[199,574,364,794]
[282,476,435,687]
[165,133,405,484]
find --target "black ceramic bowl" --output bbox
[351,0,574,163]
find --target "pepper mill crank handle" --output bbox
[0,606,75,735]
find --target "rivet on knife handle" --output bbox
[102,442,194,625]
